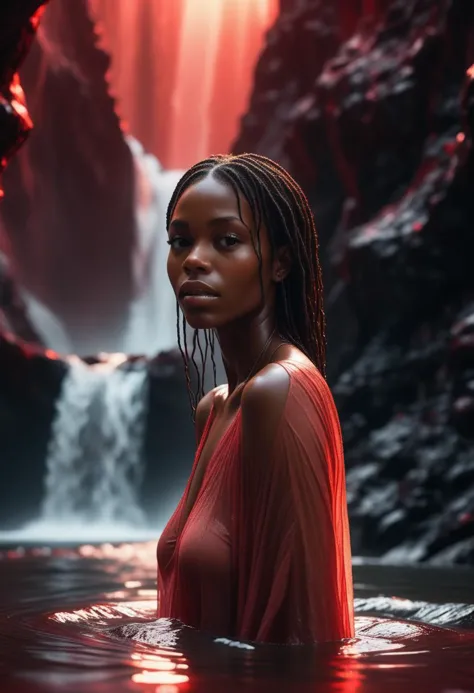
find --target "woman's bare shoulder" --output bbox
[195,385,226,441]
[241,362,292,434]
[241,349,330,436]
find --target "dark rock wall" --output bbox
[235,0,474,563]
[141,351,195,524]
[337,65,474,563]
[0,1,48,188]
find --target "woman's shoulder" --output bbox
[241,349,318,424]
[241,349,331,429]
[195,384,227,441]
[245,347,323,395]
[239,351,340,467]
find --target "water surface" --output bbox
[1,541,474,692]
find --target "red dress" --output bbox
[157,360,354,644]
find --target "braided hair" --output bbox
[166,153,326,418]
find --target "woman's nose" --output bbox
[182,243,212,273]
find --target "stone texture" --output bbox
[0,1,48,191]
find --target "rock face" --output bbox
[0,0,48,192]
[0,1,51,355]
[235,0,474,563]
[141,351,195,523]
[336,66,474,564]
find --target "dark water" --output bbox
[1,541,474,692]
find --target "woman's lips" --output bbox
[178,280,220,307]
[181,294,220,307]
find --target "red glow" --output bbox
[44,348,58,360]
[89,0,278,169]
[31,5,48,29]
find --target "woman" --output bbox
[157,153,354,645]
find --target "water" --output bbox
[1,541,474,692]
[42,355,148,525]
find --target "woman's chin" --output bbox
[182,312,219,331]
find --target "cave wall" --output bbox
[235,0,474,563]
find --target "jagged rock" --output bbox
[338,61,474,558]
[233,2,344,240]
[317,1,459,223]
[0,1,48,191]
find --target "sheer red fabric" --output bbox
[157,360,354,644]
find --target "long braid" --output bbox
[167,153,327,415]
[209,329,218,386]
[176,299,196,417]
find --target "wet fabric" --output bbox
[157,359,354,644]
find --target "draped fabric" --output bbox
[157,360,354,644]
[88,0,279,169]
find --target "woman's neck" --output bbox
[216,315,280,394]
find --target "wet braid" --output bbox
[168,153,327,417]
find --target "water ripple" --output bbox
[1,541,474,692]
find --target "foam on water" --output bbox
[0,520,160,545]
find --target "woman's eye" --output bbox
[218,235,240,248]
[167,236,189,249]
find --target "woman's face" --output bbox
[167,174,276,331]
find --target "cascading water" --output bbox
[41,354,149,528]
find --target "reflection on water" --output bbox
[0,521,158,544]
[1,541,474,692]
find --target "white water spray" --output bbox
[40,354,148,527]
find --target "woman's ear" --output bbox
[272,246,292,283]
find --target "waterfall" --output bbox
[41,354,148,526]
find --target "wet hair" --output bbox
[166,153,326,417]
